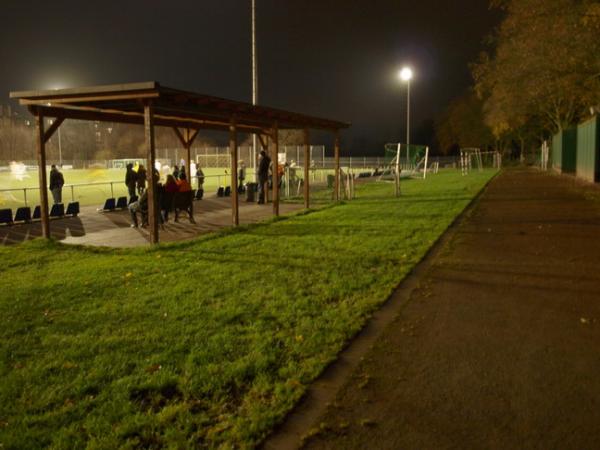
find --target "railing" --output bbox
[0,174,233,208]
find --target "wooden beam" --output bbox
[272,122,280,216]
[35,109,51,239]
[29,104,267,134]
[43,117,65,143]
[304,128,310,209]
[334,131,340,201]
[19,91,159,105]
[144,102,159,244]
[185,128,192,183]
[230,118,239,226]
[257,133,268,150]
[172,127,187,148]
[187,129,199,146]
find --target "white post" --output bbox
[395,143,401,197]
[423,146,429,179]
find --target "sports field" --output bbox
[0,168,247,210]
[0,169,497,448]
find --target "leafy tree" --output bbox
[435,91,496,154]
[473,0,600,137]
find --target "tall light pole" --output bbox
[48,118,63,167]
[399,67,413,163]
[251,0,258,181]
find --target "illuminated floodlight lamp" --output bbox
[399,67,413,82]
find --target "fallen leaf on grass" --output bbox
[360,418,377,427]
[145,364,162,374]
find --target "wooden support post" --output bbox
[230,118,239,226]
[173,127,199,181]
[334,130,340,201]
[303,128,310,209]
[144,102,159,244]
[185,128,192,181]
[35,109,50,238]
[272,122,280,216]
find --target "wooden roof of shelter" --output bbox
[9,81,347,245]
[10,81,350,133]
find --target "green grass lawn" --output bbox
[0,170,496,448]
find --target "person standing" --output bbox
[137,164,147,195]
[49,164,64,204]
[257,150,271,204]
[125,163,137,199]
[238,160,246,192]
[195,165,205,190]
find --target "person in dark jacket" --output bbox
[257,150,271,204]
[49,165,64,204]
[238,160,246,192]
[136,164,147,195]
[172,165,180,180]
[125,163,137,199]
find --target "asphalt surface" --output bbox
[300,169,600,449]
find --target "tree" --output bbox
[473,0,600,139]
[435,91,496,155]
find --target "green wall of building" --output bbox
[552,128,577,173]
[576,116,600,183]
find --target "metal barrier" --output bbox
[0,173,237,208]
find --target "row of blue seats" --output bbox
[100,189,205,212]
[0,202,80,226]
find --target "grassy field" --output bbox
[0,168,244,210]
[0,170,496,448]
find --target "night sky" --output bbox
[0,0,500,154]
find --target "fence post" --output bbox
[71,185,75,202]
[110,182,114,198]
[23,188,27,206]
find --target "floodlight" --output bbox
[399,67,413,81]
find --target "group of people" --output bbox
[125,163,148,198]
[256,150,294,204]
[127,163,200,228]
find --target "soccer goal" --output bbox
[459,148,502,175]
[381,143,430,196]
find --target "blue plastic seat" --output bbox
[224,186,231,197]
[50,203,65,218]
[0,208,13,226]
[217,187,224,197]
[65,202,80,217]
[115,196,128,209]
[102,198,116,211]
[14,207,31,223]
[32,205,41,220]
[195,188,204,200]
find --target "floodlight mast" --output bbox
[251,0,258,181]
[399,67,413,163]
[395,66,414,196]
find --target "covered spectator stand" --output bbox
[10,82,349,244]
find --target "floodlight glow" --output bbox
[399,67,413,81]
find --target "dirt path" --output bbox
[283,169,600,449]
